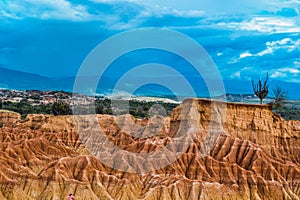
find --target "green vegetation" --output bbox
[1,99,52,119]
[272,102,300,121]
[1,89,298,121]
[94,99,177,118]
[251,73,269,104]
[1,98,178,119]
[269,86,300,120]
[52,100,72,116]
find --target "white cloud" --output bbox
[231,71,241,79]
[170,9,204,17]
[287,39,300,51]
[0,0,207,29]
[107,1,300,30]
[217,52,223,56]
[279,67,300,74]
[230,67,251,79]
[271,71,287,78]
[92,0,204,17]
[294,61,300,67]
[0,0,92,21]
[239,38,298,59]
[239,51,253,58]
[256,48,273,56]
[271,67,300,78]
[1,0,299,33]
[223,17,300,33]
[257,38,298,56]
[268,38,292,45]
[128,0,299,17]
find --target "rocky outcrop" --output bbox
[0,110,20,126]
[0,99,299,200]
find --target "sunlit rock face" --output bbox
[0,110,20,126]
[0,99,299,200]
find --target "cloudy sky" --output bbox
[0,0,299,84]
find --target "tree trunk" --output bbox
[260,98,262,104]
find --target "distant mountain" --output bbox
[1,67,300,99]
[0,67,52,89]
[0,67,115,94]
[0,67,73,91]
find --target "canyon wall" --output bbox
[0,99,299,199]
[0,110,20,126]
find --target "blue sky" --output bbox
[0,0,300,84]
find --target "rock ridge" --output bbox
[0,99,298,199]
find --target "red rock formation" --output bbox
[0,110,20,126]
[0,99,299,199]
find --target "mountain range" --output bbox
[1,67,300,100]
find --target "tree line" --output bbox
[0,98,178,119]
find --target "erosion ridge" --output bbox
[0,98,299,199]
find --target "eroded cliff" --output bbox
[0,99,299,200]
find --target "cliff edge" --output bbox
[0,99,299,200]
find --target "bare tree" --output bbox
[273,86,287,102]
[272,85,287,108]
[251,73,269,104]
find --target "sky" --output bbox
[0,0,300,84]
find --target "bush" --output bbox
[1,101,52,116]
[52,100,72,116]
[271,86,287,109]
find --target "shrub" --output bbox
[52,100,72,116]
